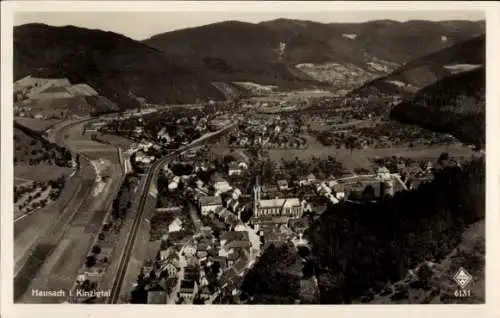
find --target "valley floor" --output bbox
[213,133,476,172]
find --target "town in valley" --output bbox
[11,10,486,305]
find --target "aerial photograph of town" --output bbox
[8,6,486,306]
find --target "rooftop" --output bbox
[377,166,390,174]
[259,197,300,209]
[226,240,252,249]
[228,162,241,170]
[199,196,222,206]
[180,280,195,290]
[220,231,249,242]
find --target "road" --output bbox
[107,122,238,304]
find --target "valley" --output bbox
[10,13,486,307]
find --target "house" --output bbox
[197,237,212,251]
[168,217,183,232]
[196,250,208,260]
[213,176,232,193]
[306,173,316,184]
[232,253,250,276]
[159,247,178,261]
[184,264,200,282]
[226,240,252,250]
[199,286,212,299]
[179,280,198,301]
[183,242,197,258]
[226,198,240,213]
[199,275,210,288]
[298,177,309,186]
[277,179,289,190]
[147,290,167,304]
[212,256,228,270]
[134,126,144,135]
[220,231,249,248]
[162,263,178,278]
[227,250,242,267]
[262,184,279,194]
[228,162,243,176]
[200,226,212,237]
[199,196,223,216]
[223,212,240,230]
[331,183,345,200]
[326,175,338,188]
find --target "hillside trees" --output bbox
[306,156,484,303]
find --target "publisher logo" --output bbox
[453,267,472,289]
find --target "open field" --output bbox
[57,121,120,155]
[213,131,477,172]
[16,162,123,303]
[14,177,94,301]
[14,164,72,182]
[94,133,136,148]
[14,177,34,187]
[14,116,126,303]
[268,143,477,172]
[249,90,336,102]
[14,118,63,132]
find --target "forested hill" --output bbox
[307,157,484,303]
[390,66,485,147]
[349,34,485,98]
[14,23,226,108]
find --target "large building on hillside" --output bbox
[334,167,408,200]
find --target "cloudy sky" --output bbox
[15,10,484,41]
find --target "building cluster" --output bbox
[145,208,260,304]
[143,128,411,304]
[227,117,306,149]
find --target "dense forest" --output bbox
[391,67,485,148]
[238,157,484,304]
[240,243,302,304]
[306,157,485,303]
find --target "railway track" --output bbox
[107,122,238,303]
[107,155,170,304]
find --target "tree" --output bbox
[85,255,97,268]
[91,245,101,254]
[417,263,433,286]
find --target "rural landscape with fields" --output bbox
[10,9,486,306]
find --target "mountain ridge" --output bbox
[15,19,485,107]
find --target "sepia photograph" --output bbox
[1,1,499,316]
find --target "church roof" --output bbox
[259,197,300,209]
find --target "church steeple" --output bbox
[253,175,261,217]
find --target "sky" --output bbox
[14,10,485,41]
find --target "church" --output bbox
[252,177,303,218]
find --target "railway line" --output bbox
[107,122,238,303]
